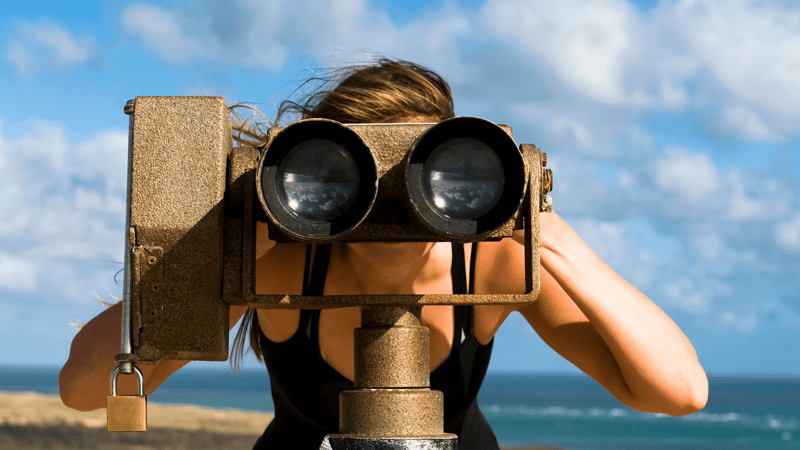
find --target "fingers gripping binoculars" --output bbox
[110,96,553,447]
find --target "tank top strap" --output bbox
[453,242,478,345]
[451,243,467,295]
[302,243,330,353]
[469,241,478,296]
[303,244,332,297]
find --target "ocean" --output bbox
[2,366,798,449]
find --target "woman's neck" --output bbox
[338,242,450,295]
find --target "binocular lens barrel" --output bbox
[257,120,378,240]
[277,139,361,223]
[406,117,525,238]
[258,117,525,241]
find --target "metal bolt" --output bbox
[541,195,553,213]
[542,168,553,195]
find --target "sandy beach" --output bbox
[0,390,272,449]
[0,391,567,449]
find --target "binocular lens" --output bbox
[406,116,524,238]
[258,119,377,240]
[422,138,505,221]
[277,139,361,223]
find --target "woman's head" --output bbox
[230,58,454,370]
[284,58,454,124]
[231,59,454,148]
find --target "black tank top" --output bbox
[253,244,499,449]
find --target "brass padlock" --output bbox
[107,365,147,432]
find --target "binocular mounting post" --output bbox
[321,304,457,449]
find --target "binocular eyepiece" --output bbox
[258,117,528,242]
[112,96,553,445]
[118,96,550,364]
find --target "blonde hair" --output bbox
[229,58,455,371]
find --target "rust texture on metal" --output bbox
[118,96,553,444]
[355,306,428,388]
[120,97,547,360]
[222,146,260,304]
[339,389,447,437]
[123,96,232,363]
[262,121,518,244]
[321,436,457,449]
[225,124,543,309]
[354,326,430,388]
[337,305,455,441]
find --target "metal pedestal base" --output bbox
[320,435,457,450]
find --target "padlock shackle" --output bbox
[110,364,144,396]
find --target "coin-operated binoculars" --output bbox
[108,96,553,449]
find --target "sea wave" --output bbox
[483,403,800,431]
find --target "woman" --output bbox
[59,59,708,449]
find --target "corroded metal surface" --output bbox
[121,96,232,363]
[354,327,429,388]
[337,306,452,443]
[355,306,429,388]
[118,96,552,445]
[340,389,446,437]
[320,436,457,449]
[262,121,520,244]
[237,140,543,307]
[222,146,260,304]
[361,305,422,327]
[119,95,546,349]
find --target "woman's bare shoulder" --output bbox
[470,237,527,343]
[474,236,526,296]
[255,243,307,295]
[254,243,307,342]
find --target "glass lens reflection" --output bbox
[277,139,360,223]
[422,138,504,220]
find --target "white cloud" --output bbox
[725,169,768,222]
[121,2,289,70]
[719,310,759,334]
[75,131,129,194]
[775,213,800,252]
[4,20,94,76]
[689,231,724,262]
[569,218,629,270]
[121,3,208,65]
[674,0,800,114]
[120,1,469,76]
[116,0,800,143]
[0,120,126,301]
[0,252,36,291]
[720,106,776,141]
[474,0,800,141]
[652,147,719,202]
[661,278,713,314]
[551,117,597,155]
[481,0,637,104]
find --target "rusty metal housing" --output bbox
[116,95,551,447]
[120,96,546,363]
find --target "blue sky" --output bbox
[1,0,798,375]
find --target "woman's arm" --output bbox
[59,302,249,411]
[517,212,708,416]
